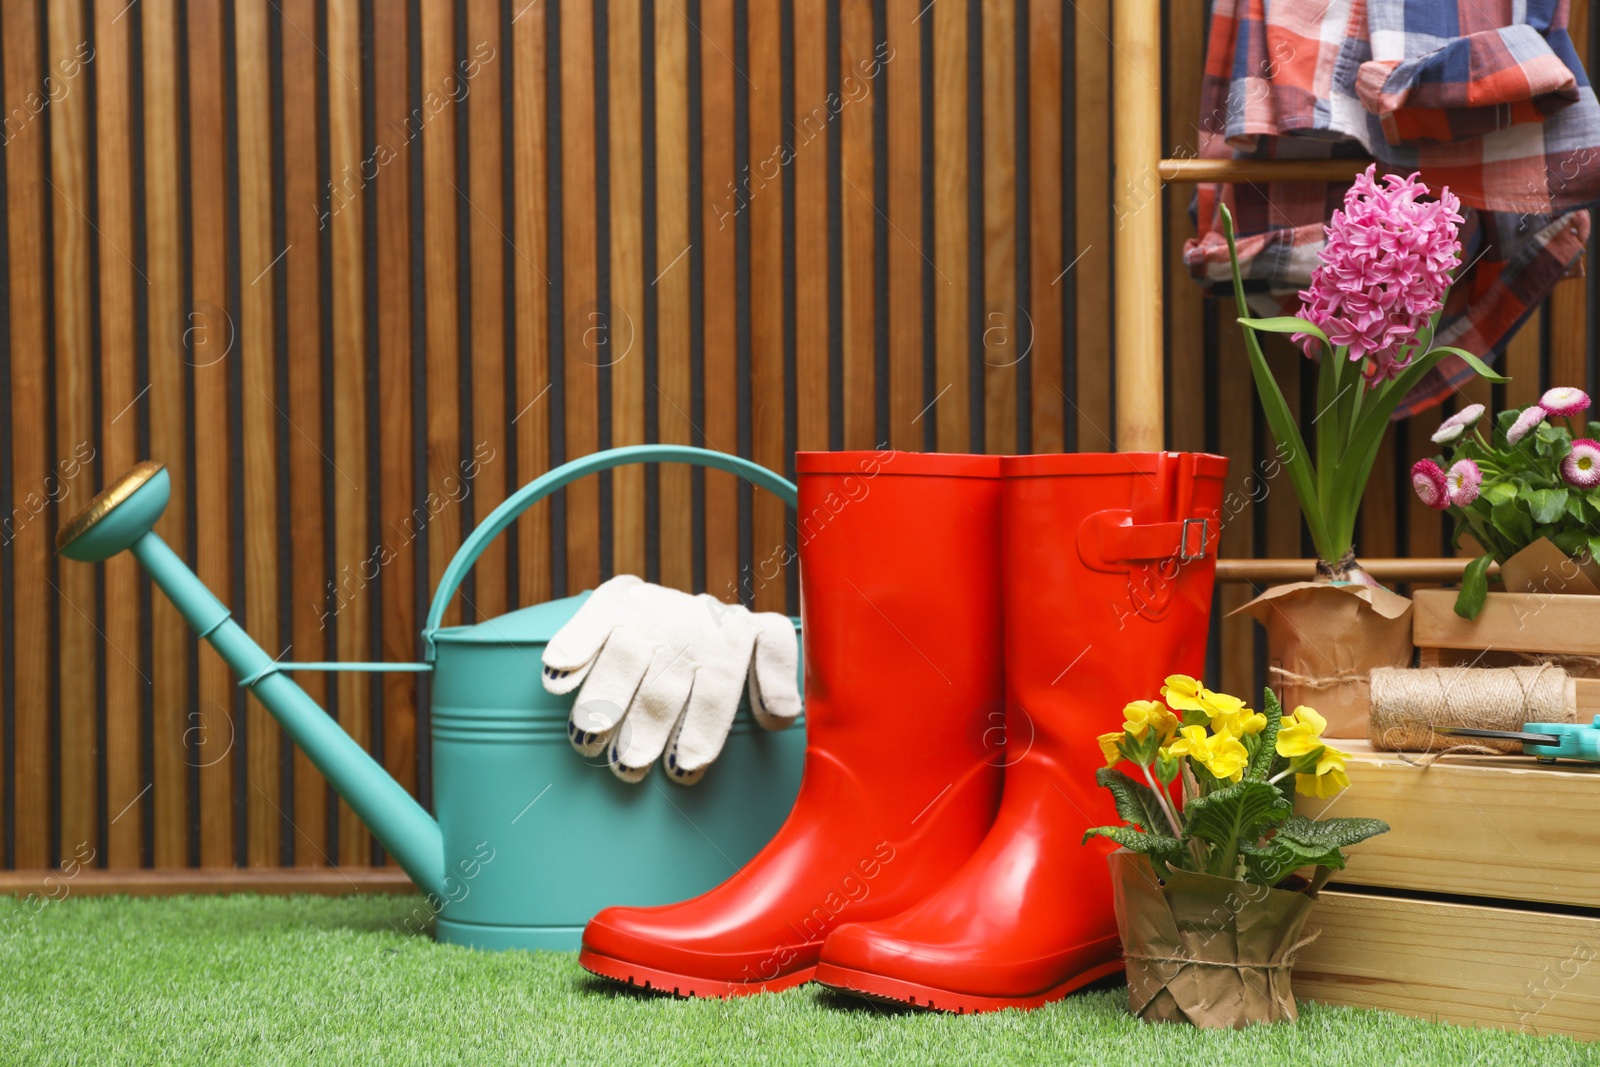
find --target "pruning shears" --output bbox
[1433,715,1600,764]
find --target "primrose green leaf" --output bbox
[1275,814,1390,850]
[1183,781,1291,852]
[1082,825,1185,866]
[1095,767,1170,836]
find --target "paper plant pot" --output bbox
[1231,581,1413,739]
[1496,537,1600,598]
[1109,850,1316,1028]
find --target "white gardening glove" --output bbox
[541,575,801,785]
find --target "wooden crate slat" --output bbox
[1300,741,1600,911]
[1295,890,1600,1042]
[1413,589,1600,658]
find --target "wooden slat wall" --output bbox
[1,0,1597,872]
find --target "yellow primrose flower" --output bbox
[1167,725,1249,783]
[1210,706,1267,738]
[1276,705,1329,758]
[1122,699,1179,743]
[1098,731,1126,768]
[1295,743,1350,798]
[1160,674,1206,712]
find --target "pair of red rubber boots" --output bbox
[580,450,1228,1013]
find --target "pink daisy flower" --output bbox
[1562,439,1600,489]
[1507,406,1547,445]
[1432,403,1485,444]
[1411,459,1450,509]
[1539,387,1591,418]
[1445,460,1482,506]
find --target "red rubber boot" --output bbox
[578,451,1007,997]
[816,452,1228,1012]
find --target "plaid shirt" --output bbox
[1184,0,1596,417]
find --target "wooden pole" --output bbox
[1113,0,1164,452]
[1159,157,1376,184]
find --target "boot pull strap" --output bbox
[1078,454,1212,571]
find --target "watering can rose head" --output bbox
[1295,165,1463,379]
[1085,680,1387,889]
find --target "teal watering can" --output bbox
[57,446,807,951]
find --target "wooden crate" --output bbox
[1413,591,1600,715]
[1293,741,1600,1041]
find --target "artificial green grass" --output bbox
[0,893,1593,1066]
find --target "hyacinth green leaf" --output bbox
[1422,346,1510,384]
[1452,553,1495,620]
[1236,316,1331,352]
[1219,205,1325,545]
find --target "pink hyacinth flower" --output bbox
[1411,458,1450,509]
[1563,439,1600,489]
[1295,165,1463,372]
[1446,460,1482,506]
[1507,406,1547,445]
[1540,387,1591,418]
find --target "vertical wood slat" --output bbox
[653,0,693,593]
[328,0,371,868]
[931,0,967,453]
[141,0,191,869]
[980,0,1016,455]
[234,0,283,868]
[792,0,831,458]
[839,0,876,451]
[6,0,55,869]
[375,0,419,802]
[884,0,921,454]
[748,0,786,611]
[608,0,647,583]
[467,0,510,624]
[187,0,235,869]
[49,0,99,866]
[1026,0,1064,455]
[93,0,143,867]
[1163,0,1206,456]
[1072,0,1112,452]
[560,0,601,594]
[700,0,739,598]
[281,0,329,865]
[422,0,465,634]
[513,0,553,611]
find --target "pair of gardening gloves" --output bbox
[541,576,801,784]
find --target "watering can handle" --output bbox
[423,444,798,648]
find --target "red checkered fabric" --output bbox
[1184,0,1595,417]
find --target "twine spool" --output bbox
[1368,665,1577,755]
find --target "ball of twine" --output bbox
[1368,664,1576,755]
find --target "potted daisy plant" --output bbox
[1411,386,1600,619]
[1220,166,1508,737]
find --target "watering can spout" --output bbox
[57,462,446,901]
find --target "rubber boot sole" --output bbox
[578,947,816,999]
[812,958,1125,1014]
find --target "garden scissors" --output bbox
[1433,715,1600,764]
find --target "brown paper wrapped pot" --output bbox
[1231,582,1413,739]
[1110,850,1315,1028]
